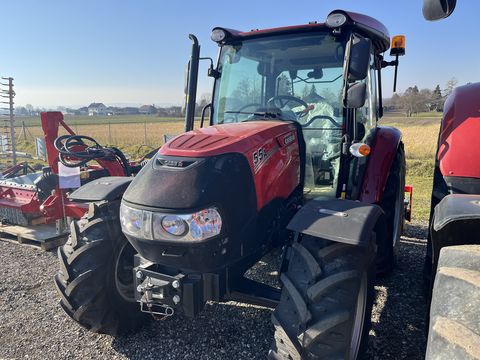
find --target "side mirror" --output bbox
[345,82,367,109]
[347,35,372,82]
[423,0,456,21]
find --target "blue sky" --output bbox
[1,0,478,108]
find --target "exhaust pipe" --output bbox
[184,34,200,132]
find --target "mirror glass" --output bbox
[423,0,456,21]
[346,82,367,109]
[347,35,372,82]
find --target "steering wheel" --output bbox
[267,96,310,118]
[301,115,342,128]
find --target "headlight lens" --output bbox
[326,13,347,28]
[211,29,226,42]
[190,208,222,240]
[160,215,188,236]
[120,203,222,241]
[120,204,143,236]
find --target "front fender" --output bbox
[69,176,133,202]
[287,199,384,247]
[360,126,402,203]
[431,194,480,271]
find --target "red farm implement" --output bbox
[0,111,149,248]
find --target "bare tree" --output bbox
[445,77,458,97]
[400,86,431,117]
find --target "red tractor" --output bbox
[420,1,480,359]
[55,10,407,359]
[417,1,480,359]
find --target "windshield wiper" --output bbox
[224,110,281,119]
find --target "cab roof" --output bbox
[215,10,391,54]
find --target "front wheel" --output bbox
[269,235,376,359]
[377,143,406,274]
[54,200,147,335]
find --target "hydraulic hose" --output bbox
[54,135,131,176]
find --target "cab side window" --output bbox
[355,54,377,141]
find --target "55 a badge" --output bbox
[252,145,278,173]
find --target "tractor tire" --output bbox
[269,235,376,360]
[377,143,406,274]
[424,164,449,292]
[54,200,147,335]
[426,245,480,360]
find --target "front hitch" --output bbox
[134,265,184,318]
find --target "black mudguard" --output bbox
[287,199,385,247]
[430,194,480,271]
[69,176,133,202]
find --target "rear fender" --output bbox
[431,194,480,270]
[360,126,402,203]
[287,199,385,247]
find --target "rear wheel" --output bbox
[426,245,480,360]
[269,235,376,359]
[378,143,406,274]
[54,200,147,335]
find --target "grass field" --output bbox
[6,113,441,222]
[16,115,185,127]
[382,114,440,221]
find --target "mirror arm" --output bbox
[393,55,399,92]
[200,57,221,79]
[381,55,400,92]
[377,55,384,118]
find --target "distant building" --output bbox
[139,105,157,115]
[76,107,89,116]
[112,107,140,115]
[105,107,116,116]
[87,102,107,116]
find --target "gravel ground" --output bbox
[0,222,428,360]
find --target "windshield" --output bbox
[212,32,346,124]
[212,32,347,197]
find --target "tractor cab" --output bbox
[193,10,404,198]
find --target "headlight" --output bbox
[211,28,227,42]
[326,13,347,28]
[160,215,188,236]
[120,203,144,236]
[120,203,222,241]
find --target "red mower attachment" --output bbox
[0,111,136,226]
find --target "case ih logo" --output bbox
[162,160,184,167]
[283,133,295,146]
[157,159,195,168]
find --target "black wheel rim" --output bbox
[114,242,136,302]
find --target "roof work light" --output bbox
[390,35,406,56]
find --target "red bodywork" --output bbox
[437,83,480,178]
[360,126,402,203]
[160,121,301,210]
[162,122,403,209]
[0,112,129,224]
